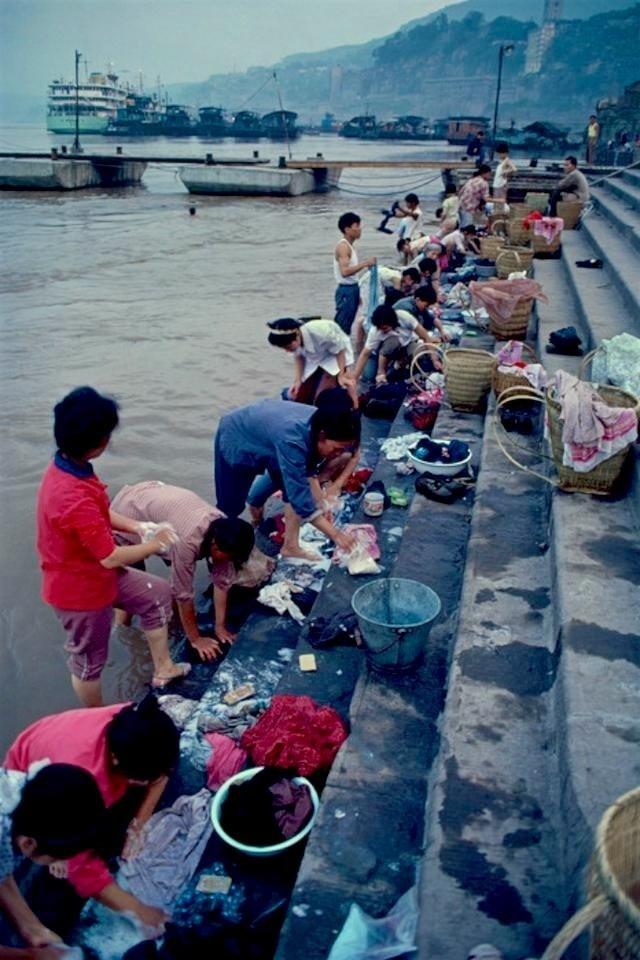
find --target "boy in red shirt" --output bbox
[36,386,190,707]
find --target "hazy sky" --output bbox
[1,0,446,96]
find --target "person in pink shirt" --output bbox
[110,482,254,658]
[4,696,179,932]
[458,164,491,227]
[36,387,190,707]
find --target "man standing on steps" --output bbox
[333,212,376,335]
[586,114,600,164]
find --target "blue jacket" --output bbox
[217,399,320,520]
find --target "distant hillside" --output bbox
[170,3,640,127]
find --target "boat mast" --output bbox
[273,71,292,160]
[73,49,82,152]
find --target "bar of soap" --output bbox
[223,683,256,706]
[299,653,317,672]
[196,874,232,895]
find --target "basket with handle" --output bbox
[525,191,549,213]
[579,348,640,423]
[507,219,533,246]
[496,246,534,278]
[408,343,445,392]
[443,348,495,412]
[508,202,536,220]
[492,343,541,398]
[488,298,533,341]
[557,200,583,229]
[533,231,562,255]
[494,382,636,495]
[480,219,508,259]
[540,785,640,960]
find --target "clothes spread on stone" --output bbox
[334,524,381,576]
[197,697,271,741]
[241,695,348,776]
[411,437,470,465]
[0,767,33,882]
[232,547,277,589]
[300,611,360,650]
[204,733,247,791]
[591,333,640,398]
[73,901,150,960]
[380,432,425,461]
[553,370,637,472]
[469,278,547,322]
[219,768,313,847]
[257,581,306,622]
[327,884,418,960]
[157,694,200,730]
[118,789,213,912]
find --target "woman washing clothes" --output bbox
[267,317,357,407]
[4,696,179,933]
[214,389,360,561]
[36,387,189,707]
[110,482,254,656]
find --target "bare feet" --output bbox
[151,662,192,689]
[281,545,323,562]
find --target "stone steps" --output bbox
[591,183,640,255]
[602,175,640,215]
[579,203,640,318]
[621,166,640,189]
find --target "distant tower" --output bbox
[544,0,563,21]
[525,0,563,74]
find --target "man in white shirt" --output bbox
[493,143,517,200]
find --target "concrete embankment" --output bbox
[0,157,147,190]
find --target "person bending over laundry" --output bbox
[458,164,491,227]
[416,257,441,295]
[36,387,188,707]
[214,390,359,561]
[352,304,440,385]
[110,481,254,653]
[393,285,450,342]
[4,697,178,935]
[393,192,423,239]
[333,212,376,335]
[267,317,356,406]
[0,763,105,957]
[440,224,481,259]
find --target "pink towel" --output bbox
[205,732,247,791]
[554,370,637,472]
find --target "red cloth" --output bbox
[36,461,117,609]
[205,732,247,790]
[343,468,373,494]
[4,704,130,897]
[240,694,348,777]
[523,210,543,227]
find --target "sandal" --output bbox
[151,662,192,690]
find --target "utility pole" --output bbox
[491,43,514,160]
[73,49,82,153]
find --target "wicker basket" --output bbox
[443,348,495,412]
[541,786,640,960]
[488,299,533,340]
[480,235,506,260]
[525,191,549,212]
[546,382,636,495]
[507,219,533,246]
[492,343,540,398]
[557,200,583,229]
[533,232,562,255]
[496,247,534,278]
[508,202,536,219]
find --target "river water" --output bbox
[0,124,458,750]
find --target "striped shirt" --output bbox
[110,482,235,601]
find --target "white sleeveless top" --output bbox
[333,239,358,285]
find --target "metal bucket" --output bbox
[351,578,441,673]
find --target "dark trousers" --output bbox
[334,283,360,335]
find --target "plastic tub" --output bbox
[407,440,472,476]
[352,577,441,672]
[210,766,320,857]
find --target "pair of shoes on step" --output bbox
[575,258,603,269]
[545,325,583,356]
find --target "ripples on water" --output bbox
[0,126,451,747]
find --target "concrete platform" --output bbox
[0,156,147,190]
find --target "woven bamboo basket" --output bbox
[443,348,495,412]
[480,230,507,260]
[533,232,562,255]
[541,786,640,960]
[547,382,636,494]
[488,299,533,340]
[557,200,583,229]
[507,219,533,246]
[408,343,445,392]
[496,247,534,278]
[508,202,536,219]
[525,191,549,212]
[492,343,540,398]
[579,348,640,422]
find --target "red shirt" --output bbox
[36,458,117,610]
[4,704,130,898]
